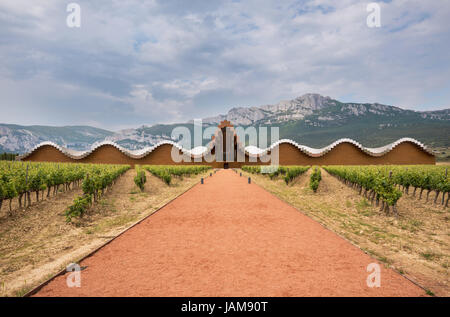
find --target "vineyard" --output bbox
[144,165,211,185]
[3,163,446,218]
[238,164,449,296]
[0,161,89,212]
[388,165,450,205]
[65,164,130,222]
[0,160,213,297]
[324,165,449,214]
[241,165,310,184]
[0,163,214,220]
[1,161,448,297]
[0,161,131,221]
[134,165,147,191]
[241,164,449,213]
[309,167,322,192]
[0,153,18,161]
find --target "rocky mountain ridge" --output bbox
[1,93,449,153]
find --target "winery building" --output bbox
[18,120,436,167]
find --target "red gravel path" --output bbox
[34,170,425,297]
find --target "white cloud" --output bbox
[0,0,449,129]
[125,85,185,123]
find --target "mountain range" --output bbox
[1,94,449,154]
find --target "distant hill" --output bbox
[202,93,450,148]
[1,93,449,153]
[0,124,113,153]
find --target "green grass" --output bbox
[409,219,423,228]
[420,251,441,261]
[84,213,138,236]
[377,255,391,264]
[425,289,435,296]
[355,199,374,216]
[13,284,31,297]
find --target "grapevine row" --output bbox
[310,166,322,192]
[144,165,211,185]
[1,161,92,212]
[134,165,147,191]
[0,153,18,161]
[324,166,403,215]
[65,164,130,222]
[384,165,449,206]
[241,166,310,184]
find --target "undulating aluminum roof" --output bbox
[17,137,434,161]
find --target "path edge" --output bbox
[23,171,213,297]
[242,168,431,297]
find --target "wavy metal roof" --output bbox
[245,137,434,158]
[17,137,434,161]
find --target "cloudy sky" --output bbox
[0,0,449,130]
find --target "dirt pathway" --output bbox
[34,169,425,296]
[245,168,448,296]
[2,169,205,296]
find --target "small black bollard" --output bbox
[248,177,251,184]
[201,178,204,184]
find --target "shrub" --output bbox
[143,165,210,185]
[162,173,172,185]
[65,194,92,222]
[134,167,147,191]
[310,166,322,192]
